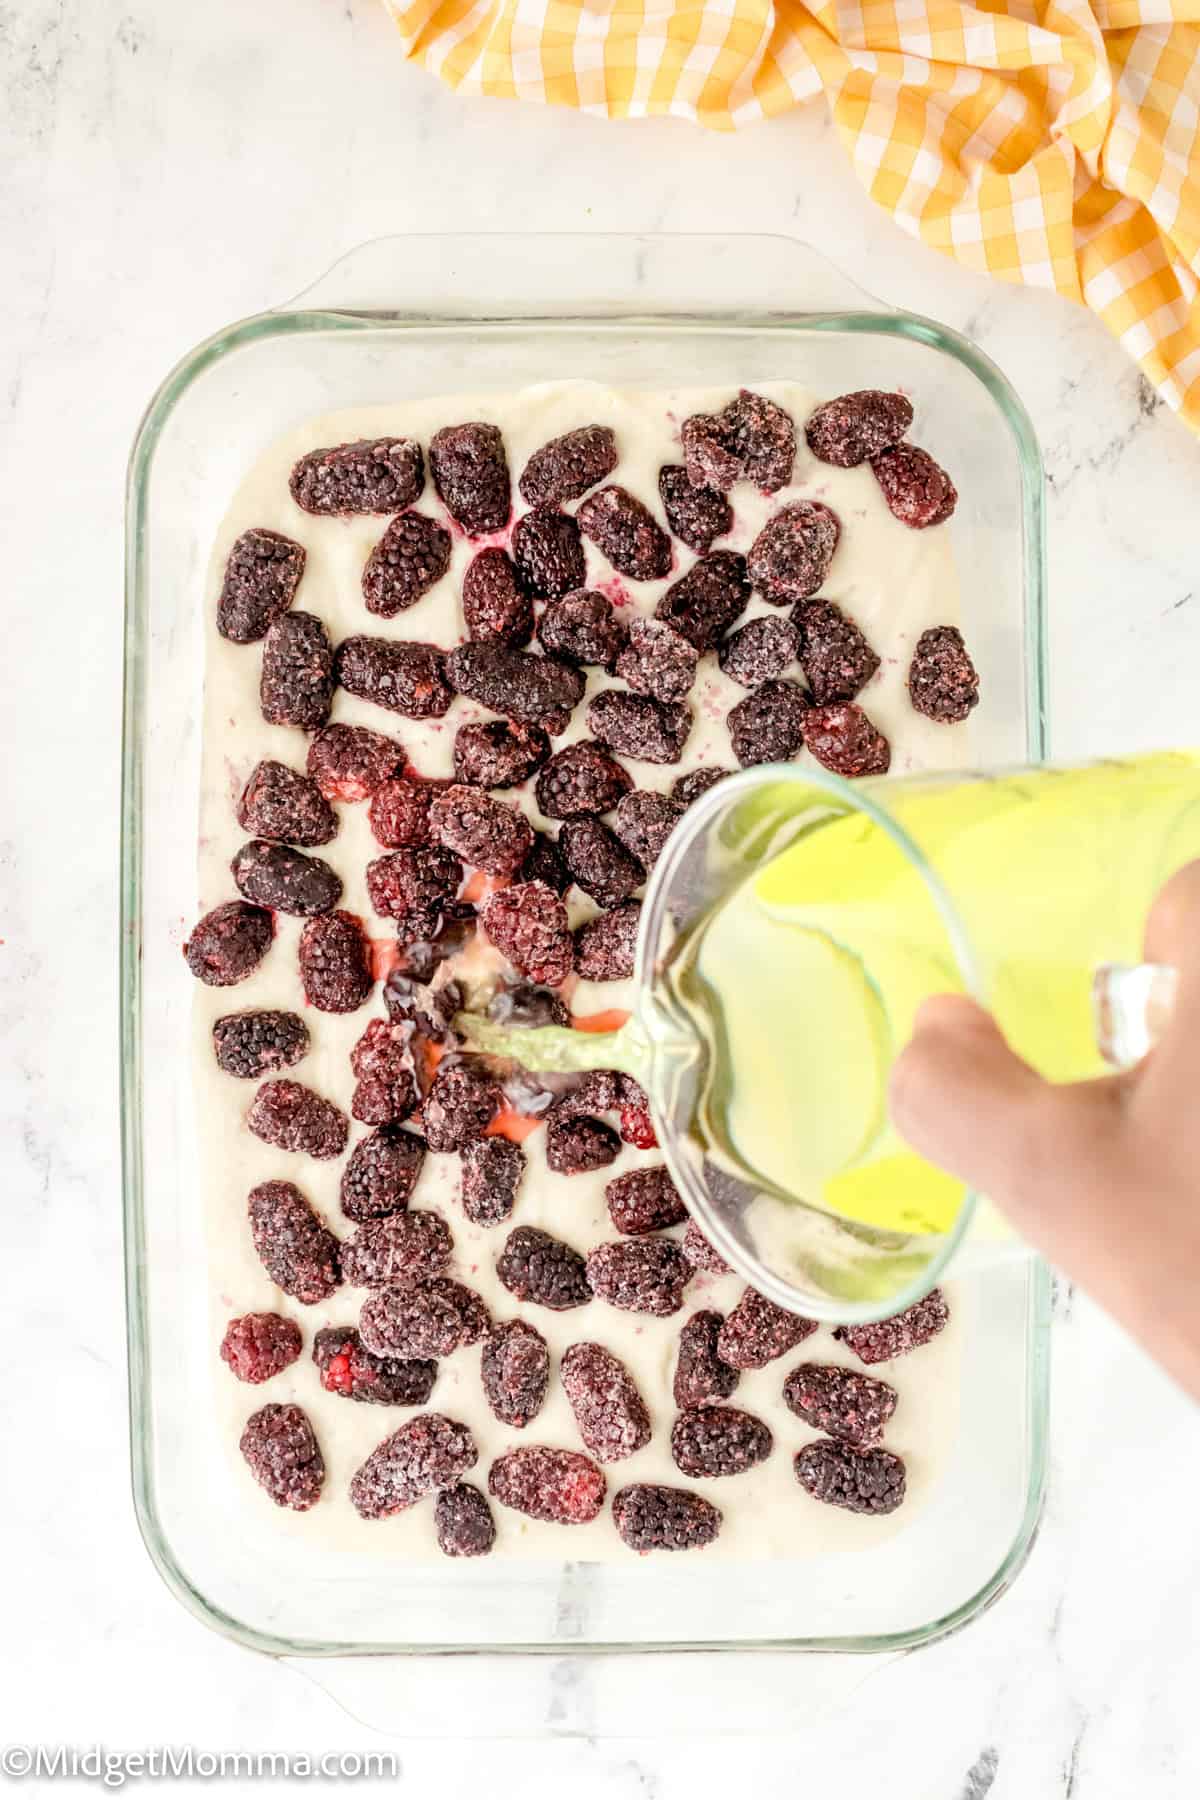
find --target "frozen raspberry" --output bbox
[577,485,672,582]
[586,1239,691,1317]
[797,599,880,704]
[489,1445,606,1524]
[614,617,698,707]
[614,1482,722,1554]
[312,1326,437,1406]
[218,529,306,644]
[213,1009,309,1080]
[536,740,632,821]
[394,911,477,979]
[671,1405,773,1479]
[428,785,533,877]
[335,636,453,720]
[481,881,573,985]
[520,425,618,507]
[247,1079,349,1160]
[805,390,913,467]
[237,760,337,847]
[907,626,979,722]
[681,390,796,494]
[783,1363,899,1448]
[348,1018,417,1125]
[290,437,423,515]
[871,442,957,528]
[496,1226,592,1309]
[537,589,627,669]
[561,1342,651,1463]
[654,551,750,652]
[748,503,840,606]
[611,791,682,874]
[248,1179,342,1303]
[454,718,550,790]
[366,775,433,850]
[480,1318,550,1428]
[350,1413,479,1520]
[728,678,812,767]
[587,690,691,767]
[486,980,571,1030]
[803,703,891,777]
[446,642,585,735]
[240,1404,324,1511]
[605,1166,686,1236]
[719,616,800,688]
[461,547,534,647]
[672,767,729,809]
[423,1061,502,1152]
[340,1123,427,1221]
[184,901,272,987]
[306,723,401,802]
[231,840,342,917]
[455,1136,522,1226]
[366,845,463,927]
[298,910,374,1012]
[834,1288,949,1364]
[516,830,570,894]
[681,1219,730,1275]
[717,1288,818,1369]
[435,1483,496,1557]
[795,1440,906,1514]
[342,1210,453,1288]
[429,422,511,535]
[673,1309,739,1408]
[573,900,640,982]
[510,505,586,602]
[619,1097,657,1149]
[559,818,643,907]
[260,612,335,729]
[362,511,452,617]
[657,464,732,554]
[359,1278,489,1360]
[220,1312,303,1384]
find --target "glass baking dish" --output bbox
[121,233,1050,1661]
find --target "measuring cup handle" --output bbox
[1093,963,1178,1067]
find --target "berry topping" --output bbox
[747,502,840,605]
[289,437,424,516]
[681,1219,731,1275]
[671,1405,773,1478]
[537,589,628,670]
[350,1413,479,1519]
[429,422,511,535]
[802,703,891,777]
[805,390,914,468]
[510,505,587,600]
[717,1288,818,1369]
[614,617,699,706]
[577,485,672,581]
[657,464,733,554]
[516,829,571,894]
[833,1288,949,1363]
[519,425,618,507]
[366,845,463,927]
[334,636,453,720]
[230,840,342,917]
[488,1445,607,1524]
[605,1166,686,1235]
[306,723,402,802]
[428,784,534,876]
[718,615,800,688]
[339,1123,427,1221]
[462,548,534,647]
[574,900,641,982]
[481,881,573,985]
[654,551,750,651]
[613,1483,722,1553]
[480,1318,550,1427]
[559,818,644,906]
[453,718,551,789]
[184,901,272,987]
[362,511,452,617]
[673,1309,739,1408]
[870,443,957,528]
[358,1278,489,1359]
[342,1210,453,1288]
[446,642,585,734]
[247,1080,348,1162]
[794,1440,907,1514]
[213,1009,309,1080]
[497,1225,592,1309]
[536,740,632,821]
[907,626,979,722]
[545,1112,622,1175]
[797,599,880,704]
[298,910,374,1012]
[435,1483,497,1557]
[561,1342,652,1463]
[218,529,306,644]
[680,389,796,493]
[783,1363,899,1448]
[612,791,683,873]
[586,1238,692,1317]
[368,775,436,848]
[459,1135,525,1226]
[240,1404,324,1511]
[248,1179,342,1303]
[618,1095,657,1149]
[587,690,692,766]
[312,1326,437,1407]
[220,1312,303,1385]
[727,678,812,767]
[237,760,337,847]
[260,611,335,729]
[672,767,728,810]
[486,980,571,1030]
[423,1061,502,1152]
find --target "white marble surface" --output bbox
[5,0,1200,1792]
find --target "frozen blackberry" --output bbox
[342,1210,453,1288]
[728,678,812,767]
[574,900,640,982]
[561,1342,651,1463]
[218,529,306,644]
[348,1018,417,1125]
[546,1112,621,1175]
[488,1445,606,1524]
[230,840,342,917]
[717,1287,817,1369]
[509,505,586,601]
[453,718,550,789]
[519,424,618,507]
[614,1483,722,1554]
[497,1226,592,1309]
[657,464,732,554]
[615,617,698,707]
[335,636,453,720]
[907,626,979,722]
[313,1326,436,1406]
[307,723,401,803]
[481,881,573,986]
[298,910,373,1012]
[747,502,840,606]
[446,642,585,735]
[429,422,511,535]
[587,690,691,766]
[577,485,672,582]
[550,1069,624,1120]
[681,1219,730,1275]
[184,901,272,987]
[248,1179,342,1304]
[362,511,452,617]
[537,589,627,669]
[795,1440,907,1515]
[672,767,730,810]
[680,389,796,494]
[480,1318,550,1428]
[486,980,571,1030]
[783,1363,899,1448]
[460,1136,525,1226]
[559,818,643,906]
[611,792,681,874]
[834,1288,950,1364]
[870,442,957,528]
[366,845,463,925]
[240,1404,324,1511]
[350,1413,479,1520]
[797,599,880,704]
[462,547,534,647]
[805,390,913,468]
[359,1278,489,1360]
[260,611,335,729]
[428,785,533,877]
[423,1061,502,1152]
[290,436,423,515]
[367,775,435,849]
[247,1078,349,1160]
[673,1309,739,1408]
[213,1009,309,1080]
[237,760,336,847]
[605,1166,686,1236]
[435,1482,497,1557]
[654,551,751,652]
[340,1123,427,1221]
[719,615,800,688]
[220,1312,303,1385]
[516,830,571,895]
[586,1238,692,1317]
[671,1405,773,1478]
[536,740,632,821]
[803,703,891,777]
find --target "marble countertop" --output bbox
[6,0,1200,1792]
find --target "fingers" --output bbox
[1142,858,1200,969]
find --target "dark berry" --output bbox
[510,506,586,601]
[446,642,585,735]
[520,425,618,507]
[805,390,913,468]
[537,589,627,669]
[797,599,880,704]
[362,511,452,617]
[368,775,435,848]
[238,759,336,846]
[435,1483,496,1557]
[480,1318,550,1427]
[671,1405,773,1479]
[423,1061,502,1152]
[290,437,423,515]
[359,1278,489,1360]
[681,390,796,494]
[260,611,335,728]
[298,910,374,1012]
[335,636,453,719]
[614,617,698,706]
[240,1404,324,1511]
[342,1210,453,1287]
[834,1288,950,1364]
[488,1445,606,1524]
[481,881,573,985]
[340,1123,427,1221]
[213,1009,309,1080]
[586,1239,692,1317]
[350,1413,478,1519]
[462,547,534,646]
[748,503,840,606]
[349,1017,418,1125]
[536,740,632,821]
[248,1179,341,1303]
[560,818,644,906]
[218,529,305,644]
[577,485,672,582]
[306,723,401,802]
[496,1225,591,1309]
[719,615,799,687]
[672,767,729,809]
[516,830,571,894]
[312,1326,437,1406]
[681,1219,730,1275]
[803,703,891,777]
[561,1341,651,1463]
[220,1312,303,1384]
[717,1288,817,1369]
[908,626,979,722]
[429,422,510,535]
[657,464,732,553]
[231,839,342,917]
[587,690,691,766]
[454,718,550,789]
[783,1363,899,1448]
[673,1309,739,1408]
[605,1166,686,1236]
[550,1070,624,1117]
[247,1079,349,1160]
[394,911,477,979]
[366,845,463,925]
[654,551,750,652]
[614,1483,722,1553]
[486,980,571,1030]
[460,1136,525,1226]
[611,791,682,873]
[428,784,533,876]
[728,678,812,767]
[545,1112,622,1176]
[184,901,272,987]
[794,1440,906,1514]
[871,442,957,528]
[574,901,640,983]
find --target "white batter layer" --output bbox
[194,381,967,1561]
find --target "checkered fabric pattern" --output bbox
[381,0,1200,428]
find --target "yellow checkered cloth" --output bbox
[382,0,1200,428]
